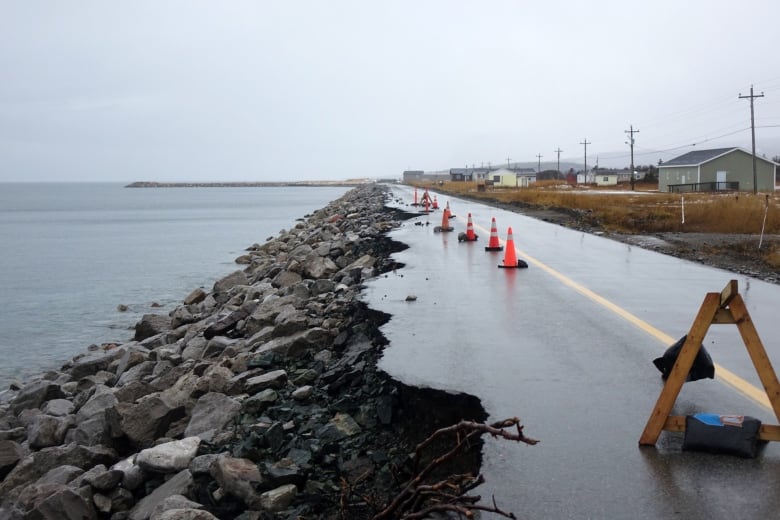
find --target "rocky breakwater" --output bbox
[0,184,487,519]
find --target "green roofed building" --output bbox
[658,147,777,193]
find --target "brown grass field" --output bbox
[412,180,780,234]
[408,180,780,270]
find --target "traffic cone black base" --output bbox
[485,217,504,251]
[497,227,528,268]
[459,213,478,242]
[498,259,529,269]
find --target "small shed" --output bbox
[658,147,777,192]
[595,174,618,187]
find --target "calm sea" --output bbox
[0,183,350,391]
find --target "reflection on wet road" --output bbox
[363,184,780,519]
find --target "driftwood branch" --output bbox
[366,417,538,520]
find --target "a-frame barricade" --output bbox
[639,279,780,445]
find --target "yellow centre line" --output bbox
[463,217,771,410]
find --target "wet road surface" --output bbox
[363,184,780,519]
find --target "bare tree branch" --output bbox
[364,417,537,519]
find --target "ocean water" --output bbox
[0,183,350,390]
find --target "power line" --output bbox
[554,147,563,173]
[625,125,639,190]
[739,85,765,193]
[634,127,751,156]
[580,139,591,184]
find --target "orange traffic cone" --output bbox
[484,217,504,251]
[432,195,439,209]
[498,227,528,268]
[412,187,419,206]
[445,201,456,218]
[434,205,454,233]
[458,213,478,242]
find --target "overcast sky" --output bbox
[1,1,779,182]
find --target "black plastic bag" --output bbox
[683,414,762,458]
[652,335,714,382]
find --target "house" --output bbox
[491,168,537,188]
[592,168,633,186]
[595,173,618,187]
[614,168,636,183]
[471,168,492,181]
[658,147,777,192]
[449,168,472,182]
[402,170,425,183]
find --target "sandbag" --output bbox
[683,414,762,458]
[652,335,714,382]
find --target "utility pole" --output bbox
[580,139,591,184]
[625,125,639,191]
[554,147,563,174]
[739,85,764,194]
[507,157,511,169]
[536,153,543,174]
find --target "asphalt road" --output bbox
[363,184,780,519]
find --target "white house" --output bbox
[491,168,537,188]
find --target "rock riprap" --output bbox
[0,185,488,519]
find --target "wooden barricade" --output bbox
[639,280,780,445]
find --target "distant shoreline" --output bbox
[125,180,370,188]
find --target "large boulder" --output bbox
[155,509,218,520]
[0,443,117,501]
[114,345,150,381]
[272,306,309,337]
[183,288,207,306]
[244,370,287,394]
[66,385,122,446]
[203,300,258,340]
[0,439,23,479]
[27,414,71,449]
[118,394,186,448]
[212,270,248,295]
[134,314,172,342]
[128,469,194,520]
[77,464,123,492]
[67,347,125,380]
[136,437,200,473]
[253,327,330,358]
[183,393,240,442]
[158,370,209,408]
[41,399,75,417]
[116,360,156,387]
[10,380,66,415]
[210,456,264,509]
[260,483,298,512]
[150,495,209,520]
[111,456,144,492]
[272,270,302,289]
[14,483,97,520]
[303,254,338,279]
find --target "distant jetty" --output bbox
[125,180,370,188]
